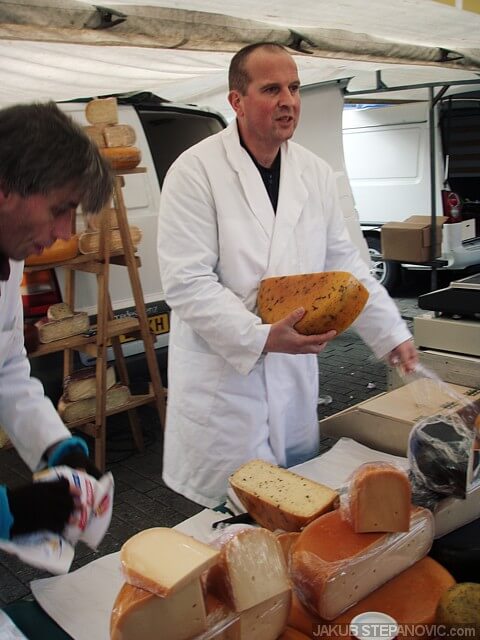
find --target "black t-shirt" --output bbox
[239,136,281,213]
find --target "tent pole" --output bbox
[429,86,438,292]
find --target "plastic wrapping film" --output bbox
[290,507,434,621]
[338,461,411,532]
[111,524,292,640]
[394,363,480,505]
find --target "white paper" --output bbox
[0,611,28,639]
[291,437,409,487]
[31,509,220,640]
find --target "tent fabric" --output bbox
[1,0,480,117]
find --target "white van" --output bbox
[296,83,480,291]
[342,94,480,290]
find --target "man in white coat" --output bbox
[0,102,112,541]
[158,43,417,508]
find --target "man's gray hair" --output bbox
[0,101,113,212]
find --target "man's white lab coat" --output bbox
[158,121,411,507]
[0,260,70,470]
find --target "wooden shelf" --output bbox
[65,392,155,432]
[25,165,166,471]
[28,317,144,357]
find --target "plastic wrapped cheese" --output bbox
[288,557,455,637]
[340,462,411,533]
[205,527,290,613]
[110,579,207,640]
[290,507,434,620]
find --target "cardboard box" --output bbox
[319,378,480,456]
[381,215,447,262]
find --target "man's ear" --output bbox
[228,90,243,117]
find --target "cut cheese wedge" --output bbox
[110,579,207,640]
[202,590,291,639]
[347,462,411,533]
[120,527,219,597]
[290,507,434,620]
[229,459,337,532]
[257,271,369,336]
[206,527,290,613]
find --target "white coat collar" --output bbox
[222,122,309,271]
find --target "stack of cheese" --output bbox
[230,460,437,622]
[57,364,130,423]
[35,302,89,344]
[80,97,142,254]
[110,526,292,640]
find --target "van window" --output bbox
[137,108,225,188]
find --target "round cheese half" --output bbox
[257,271,369,335]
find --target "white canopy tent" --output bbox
[1,0,480,118]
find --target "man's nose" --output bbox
[53,211,73,241]
[278,87,296,107]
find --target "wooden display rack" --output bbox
[26,168,166,471]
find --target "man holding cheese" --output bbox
[157,43,417,507]
[0,102,112,541]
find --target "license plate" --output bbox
[112,312,170,345]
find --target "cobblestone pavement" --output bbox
[0,289,421,605]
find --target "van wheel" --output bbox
[366,235,400,293]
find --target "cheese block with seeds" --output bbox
[110,579,207,640]
[229,459,338,532]
[85,97,118,125]
[346,462,412,533]
[290,507,434,620]
[120,527,219,597]
[436,583,480,626]
[257,271,369,335]
[205,527,290,613]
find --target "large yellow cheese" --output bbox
[120,528,219,597]
[257,271,369,335]
[290,507,434,620]
[289,558,455,637]
[229,459,338,532]
[110,579,207,640]
[347,462,412,533]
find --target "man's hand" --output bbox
[264,307,336,355]
[7,479,75,537]
[388,339,418,374]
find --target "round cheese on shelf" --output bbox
[100,146,141,170]
[24,236,79,266]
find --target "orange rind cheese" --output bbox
[257,271,369,335]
